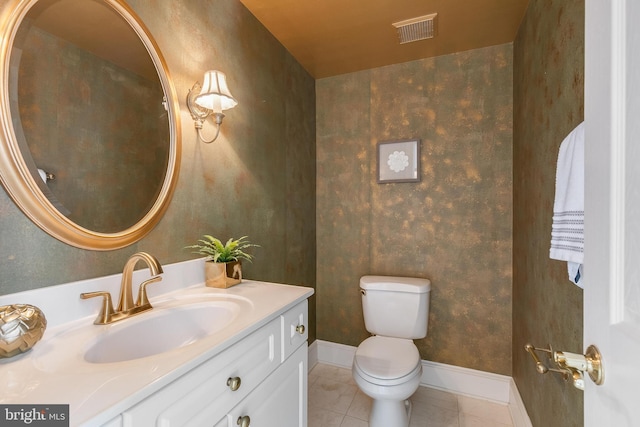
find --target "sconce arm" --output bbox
[196,112,225,143]
[187,82,227,143]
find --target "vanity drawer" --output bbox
[122,317,281,426]
[281,300,308,362]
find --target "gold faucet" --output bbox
[80,252,164,325]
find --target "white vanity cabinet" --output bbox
[118,300,309,427]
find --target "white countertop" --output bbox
[0,259,314,426]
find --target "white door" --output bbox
[584,0,640,425]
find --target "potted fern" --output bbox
[185,235,259,288]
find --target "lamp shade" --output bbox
[195,70,238,112]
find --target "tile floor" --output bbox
[308,363,514,427]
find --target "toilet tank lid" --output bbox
[360,275,431,293]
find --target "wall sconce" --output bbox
[187,70,238,143]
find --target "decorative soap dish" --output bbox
[0,304,47,358]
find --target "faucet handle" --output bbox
[81,291,115,325]
[136,276,162,308]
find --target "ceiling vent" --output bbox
[392,13,437,44]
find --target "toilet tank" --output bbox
[360,275,431,339]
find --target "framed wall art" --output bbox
[377,139,421,183]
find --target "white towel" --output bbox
[550,122,584,287]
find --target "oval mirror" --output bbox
[0,0,180,250]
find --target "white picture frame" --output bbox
[377,139,421,183]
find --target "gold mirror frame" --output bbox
[0,0,181,250]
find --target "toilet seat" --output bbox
[353,336,421,386]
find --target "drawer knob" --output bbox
[295,324,305,334]
[237,415,250,426]
[227,376,242,391]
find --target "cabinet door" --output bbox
[226,343,307,427]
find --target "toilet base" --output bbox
[369,398,412,427]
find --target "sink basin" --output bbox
[84,300,240,363]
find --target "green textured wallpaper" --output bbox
[513,0,584,426]
[317,44,513,375]
[0,0,316,340]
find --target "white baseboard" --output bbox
[310,340,532,427]
[509,378,533,427]
[313,340,355,369]
[308,339,319,369]
[420,359,510,403]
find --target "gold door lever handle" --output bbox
[554,345,604,386]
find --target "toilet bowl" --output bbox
[352,275,431,427]
[352,336,422,427]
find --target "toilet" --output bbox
[352,275,431,427]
